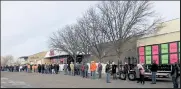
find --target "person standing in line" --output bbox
[84,62,89,78]
[19,65,22,72]
[63,63,68,75]
[41,64,45,74]
[150,60,158,84]
[78,62,82,76]
[90,61,93,78]
[34,64,38,73]
[48,63,52,74]
[124,62,129,80]
[112,62,117,80]
[171,62,179,88]
[135,64,140,83]
[140,66,145,85]
[27,64,30,73]
[30,64,33,73]
[70,62,74,76]
[74,62,78,75]
[44,64,48,74]
[105,62,111,83]
[97,62,102,79]
[38,64,41,73]
[56,63,59,74]
[81,62,85,78]
[91,61,97,79]
[25,64,28,72]
[52,64,55,74]
[54,63,57,74]
[67,63,71,75]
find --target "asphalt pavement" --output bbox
[1,71,176,88]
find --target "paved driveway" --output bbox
[1,71,174,88]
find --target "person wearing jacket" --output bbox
[171,63,179,88]
[63,63,68,75]
[41,64,45,74]
[70,62,74,76]
[84,63,89,78]
[27,64,30,73]
[150,61,158,84]
[135,64,140,83]
[54,63,59,74]
[81,62,85,78]
[90,61,97,79]
[105,62,111,83]
[38,64,41,73]
[112,62,117,80]
[97,62,102,79]
[67,64,71,75]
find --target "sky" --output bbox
[1,1,180,58]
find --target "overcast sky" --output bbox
[1,1,180,58]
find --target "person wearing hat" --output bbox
[112,62,117,80]
[105,62,111,83]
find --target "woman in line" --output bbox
[137,63,145,85]
[135,64,140,83]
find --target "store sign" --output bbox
[139,47,145,55]
[152,45,159,55]
[170,54,178,64]
[161,44,168,54]
[139,56,145,64]
[152,55,159,64]
[161,54,168,64]
[169,42,177,53]
[145,56,151,64]
[49,50,54,56]
[145,46,151,55]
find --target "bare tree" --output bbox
[49,25,83,63]
[76,7,111,62]
[13,59,21,65]
[95,1,163,63]
[1,55,14,66]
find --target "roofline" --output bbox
[161,18,180,24]
[28,51,47,57]
[19,56,29,58]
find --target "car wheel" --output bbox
[120,73,126,80]
[128,73,135,81]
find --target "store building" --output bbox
[44,50,90,64]
[137,18,180,65]
[28,51,48,64]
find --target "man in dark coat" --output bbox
[150,60,158,84]
[41,64,45,74]
[38,64,41,73]
[105,62,111,83]
[171,63,180,88]
[49,64,52,74]
[112,62,117,80]
[67,64,71,75]
[54,63,59,74]
[124,62,129,80]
